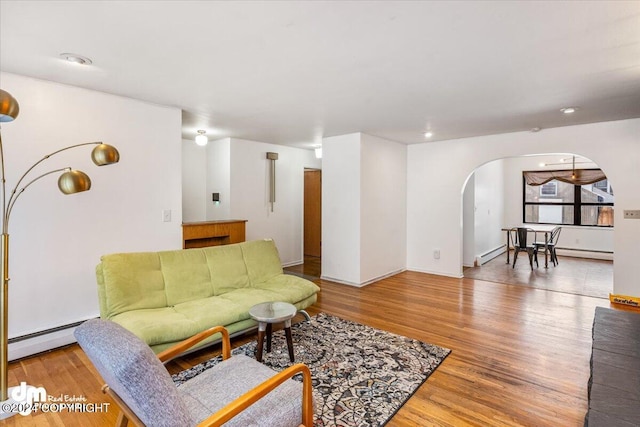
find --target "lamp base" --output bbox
[0,384,41,419]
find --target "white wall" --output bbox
[502,155,613,256]
[182,137,231,222]
[406,119,640,296]
[2,73,182,351]
[182,139,207,222]
[229,138,320,265]
[322,133,407,286]
[322,133,362,284]
[462,174,475,267]
[360,134,407,283]
[206,138,231,220]
[474,159,505,257]
[181,135,319,266]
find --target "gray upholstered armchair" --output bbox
[74,319,313,427]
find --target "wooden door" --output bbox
[304,170,322,257]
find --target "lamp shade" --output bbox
[58,169,92,194]
[0,89,19,122]
[91,143,120,166]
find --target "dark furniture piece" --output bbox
[503,225,559,268]
[534,226,561,267]
[182,219,247,249]
[249,301,298,363]
[509,227,538,269]
[585,307,640,426]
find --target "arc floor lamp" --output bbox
[0,88,120,403]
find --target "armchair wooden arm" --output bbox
[197,363,314,427]
[157,325,231,363]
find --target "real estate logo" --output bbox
[1,382,110,416]
[2,382,46,415]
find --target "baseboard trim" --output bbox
[282,260,303,268]
[321,268,406,287]
[406,267,464,279]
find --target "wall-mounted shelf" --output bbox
[182,220,247,249]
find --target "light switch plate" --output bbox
[623,210,640,219]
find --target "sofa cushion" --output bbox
[113,277,319,347]
[172,295,252,331]
[111,307,200,346]
[202,244,251,295]
[98,252,167,318]
[160,249,214,306]
[256,275,322,303]
[241,240,283,285]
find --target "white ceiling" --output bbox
[1,1,639,149]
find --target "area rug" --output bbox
[172,313,450,427]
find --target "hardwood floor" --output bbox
[5,270,636,426]
[284,255,321,279]
[464,253,613,298]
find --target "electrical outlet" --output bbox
[624,210,640,219]
[433,249,440,260]
[162,209,171,222]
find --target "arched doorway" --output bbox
[461,153,614,298]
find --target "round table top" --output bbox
[249,301,297,323]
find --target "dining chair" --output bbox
[75,319,314,427]
[509,227,538,270]
[534,226,561,267]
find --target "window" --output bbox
[523,170,614,227]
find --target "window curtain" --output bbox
[523,169,606,186]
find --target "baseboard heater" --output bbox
[555,247,612,254]
[476,244,507,266]
[8,318,260,362]
[555,247,613,260]
[8,319,91,361]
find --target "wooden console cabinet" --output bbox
[182,220,247,249]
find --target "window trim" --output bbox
[522,169,614,227]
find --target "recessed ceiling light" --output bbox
[531,127,541,132]
[424,131,433,138]
[560,107,577,114]
[59,53,93,65]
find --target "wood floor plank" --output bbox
[6,270,634,426]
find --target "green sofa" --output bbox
[96,239,320,354]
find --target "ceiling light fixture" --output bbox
[560,107,577,114]
[195,130,208,146]
[59,53,93,65]
[540,156,591,167]
[424,131,433,138]
[531,127,541,133]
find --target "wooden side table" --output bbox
[249,301,297,362]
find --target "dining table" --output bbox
[501,224,561,268]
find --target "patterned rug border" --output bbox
[173,313,451,427]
